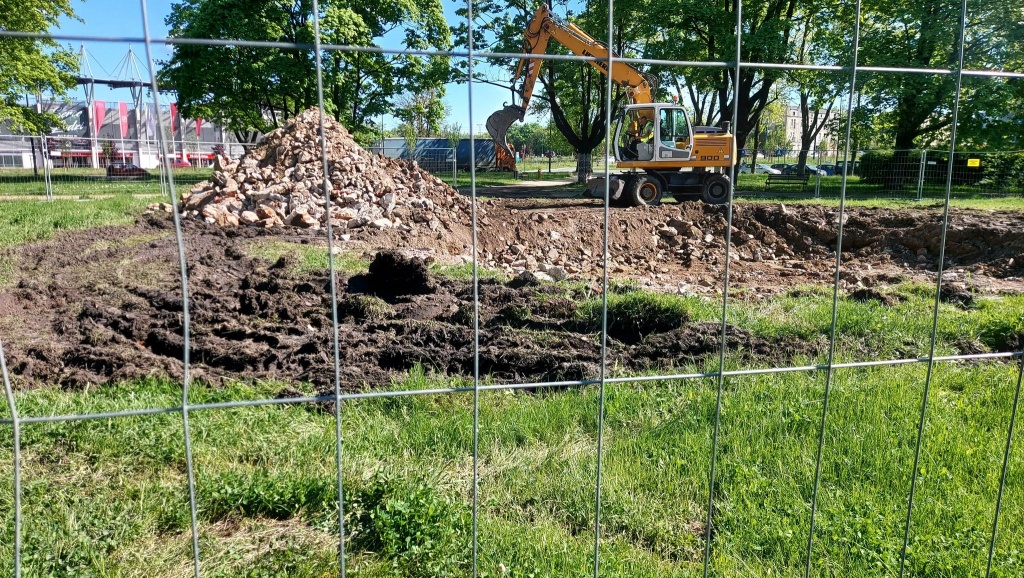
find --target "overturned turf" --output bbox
[0,219,820,390]
[2,196,1023,391]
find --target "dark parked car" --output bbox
[770,163,789,171]
[817,163,838,176]
[782,163,827,176]
[106,162,149,179]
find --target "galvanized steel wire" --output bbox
[1,0,1022,575]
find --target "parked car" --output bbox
[835,160,861,176]
[782,163,827,176]
[740,162,782,175]
[770,163,789,171]
[106,162,149,179]
[816,163,838,176]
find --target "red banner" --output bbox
[195,118,203,138]
[93,100,105,135]
[118,102,129,139]
[170,103,177,135]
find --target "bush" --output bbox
[348,474,471,577]
[979,151,1024,193]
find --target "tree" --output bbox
[394,89,448,137]
[788,3,848,170]
[101,139,119,165]
[160,0,453,146]
[457,1,636,182]
[751,93,789,165]
[642,0,803,148]
[857,0,1024,184]
[0,0,78,134]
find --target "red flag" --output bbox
[93,100,105,135]
[170,103,178,135]
[195,118,203,138]
[118,102,129,139]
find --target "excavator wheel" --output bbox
[627,175,663,207]
[701,174,731,205]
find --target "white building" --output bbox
[785,105,842,153]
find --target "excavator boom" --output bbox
[487,4,654,163]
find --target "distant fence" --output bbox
[737,149,1024,199]
[4,133,1023,201]
[366,146,457,186]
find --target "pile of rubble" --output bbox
[175,108,471,239]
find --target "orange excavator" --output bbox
[486,3,737,205]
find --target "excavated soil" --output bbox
[0,199,1021,390]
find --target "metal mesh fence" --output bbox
[2,0,1024,576]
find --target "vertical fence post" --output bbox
[452,147,457,188]
[1,340,22,578]
[40,137,53,200]
[916,150,926,201]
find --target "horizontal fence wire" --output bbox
[2,350,1020,425]
[2,0,1023,575]
[4,28,1024,78]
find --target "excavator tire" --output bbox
[701,174,730,205]
[627,175,663,207]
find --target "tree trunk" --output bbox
[575,152,593,184]
[30,137,39,178]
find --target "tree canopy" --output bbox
[159,0,453,145]
[0,0,78,133]
[458,0,1022,157]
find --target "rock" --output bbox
[658,227,679,238]
[546,266,569,281]
[517,270,554,284]
[369,218,394,229]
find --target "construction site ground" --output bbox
[1,187,1021,391]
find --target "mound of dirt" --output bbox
[177,108,473,245]
[474,199,1024,293]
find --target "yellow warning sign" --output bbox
[967,158,981,168]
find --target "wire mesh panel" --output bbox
[2,0,1024,576]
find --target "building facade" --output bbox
[0,100,241,170]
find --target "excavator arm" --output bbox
[487,4,656,161]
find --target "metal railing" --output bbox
[2,0,1024,577]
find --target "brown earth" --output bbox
[0,198,1021,391]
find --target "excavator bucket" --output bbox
[486,104,526,160]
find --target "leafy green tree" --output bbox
[857,0,1024,177]
[750,94,789,165]
[642,0,802,148]
[160,0,452,145]
[787,2,848,170]
[0,0,78,133]
[394,88,448,137]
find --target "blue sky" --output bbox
[55,0,526,133]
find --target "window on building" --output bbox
[0,155,25,168]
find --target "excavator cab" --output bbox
[614,104,693,164]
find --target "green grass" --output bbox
[1,361,1022,576]
[0,197,155,249]
[248,240,370,274]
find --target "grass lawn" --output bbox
[0,197,156,248]
[1,360,1022,577]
